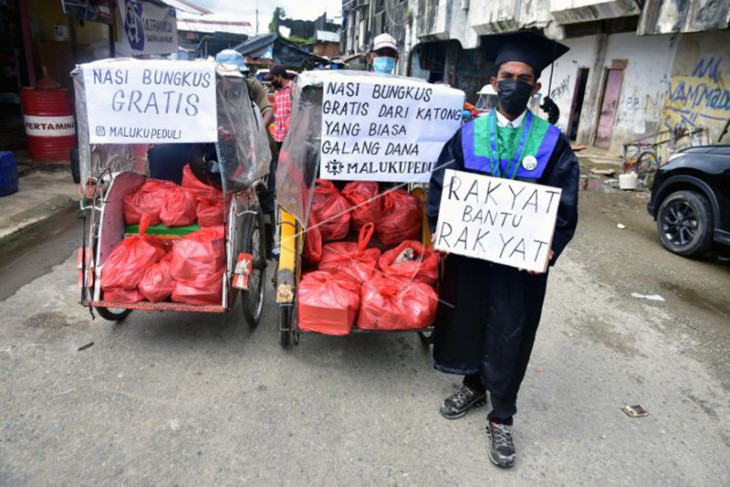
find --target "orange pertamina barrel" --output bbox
[21,72,76,162]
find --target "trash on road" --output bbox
[77,341,94,352]
[631,292,665,302]
[617,223,626,229]
[622,404,649,417]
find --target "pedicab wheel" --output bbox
[240,210,267,328]
[418,330,434,347]
[95,306,132,321]
[279,306,295,349]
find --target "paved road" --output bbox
[1,191,729,486]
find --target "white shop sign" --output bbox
[320,73,465,183]
[434,169,562,273]
[82,60,217,144]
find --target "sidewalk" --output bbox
[0,168,78,244]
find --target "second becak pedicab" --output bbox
[272,69,465,347]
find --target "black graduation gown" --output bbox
[426,125,580,421]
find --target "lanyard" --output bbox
[488,109,533,179]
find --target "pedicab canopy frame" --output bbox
[73,58,271,192]
[275,70,465,227]
[72,58,272,316]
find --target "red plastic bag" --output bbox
[103,287,145,303]
[303,214,322,266]
[196,200,225,227]
[342,181,382,229]
[159,187,197,227]
[311,179,351,241]
[172,269,224,305]
[138,253,175,303]
[319,223,381,283]
[169,226,226,286]
[297,271,361,336]
[378,240,439,286]
[123,179,176,225]
[182,164,223,204]
[376,189,422,246]
[357,275,437,331]
[101,214,167,290]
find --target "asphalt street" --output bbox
[1,190,729,486]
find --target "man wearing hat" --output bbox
[426,31,580,468]
[367,33,399,74]
[215,49,274,127]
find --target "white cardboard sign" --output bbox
[434,169,562,273]
[320,73,464,183]
[82,60,218,144]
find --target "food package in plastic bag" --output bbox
[318,223,381,283]
[172,269,224,306]
[101,214,167,290]
[138,253,175,303]
[378,240,439,286]
[342,181,382,229]
[303,214,322,266]
[123,179,176,225]
[376,189,422,246]
[159,187,198,227]
[182,164,223,204]
[311,179,351,241]
[103,287,145,303]
[357,275,437,331]
[169,226,226,286]
[297,270,361,336]
[197,200,225,227]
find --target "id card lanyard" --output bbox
[488,109,533,180]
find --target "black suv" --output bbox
[647,145,730,257]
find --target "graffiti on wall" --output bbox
[549,75,571,100]
[662,57,729,134]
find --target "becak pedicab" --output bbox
[73,58,271,325]
[272,70,465,347]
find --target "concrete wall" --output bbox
[548,32,675,152]
[663,31,730,143]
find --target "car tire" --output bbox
[656,190,713,257]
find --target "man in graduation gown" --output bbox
[427,31,580,469]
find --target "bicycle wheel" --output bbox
[95,306,132,322]
[240,210,267,328]
[635,151,658,182]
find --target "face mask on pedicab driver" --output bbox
[497,79,534,117]
[373,56,397,74]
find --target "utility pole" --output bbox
[255,0,259,35]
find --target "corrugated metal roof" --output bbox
[159,0,211,15]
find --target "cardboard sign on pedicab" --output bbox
[320,73,465,183]
[434,169,562,273]
[81,59,218,144]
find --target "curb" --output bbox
[0,195,78,249]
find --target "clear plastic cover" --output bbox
[275,70,458,225]
[72,59,271,192]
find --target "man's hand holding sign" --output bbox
[434,170,561,273]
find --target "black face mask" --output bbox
[497,79,534,117]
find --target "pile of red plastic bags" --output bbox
[298,179,439,335]
[101,166,227,305]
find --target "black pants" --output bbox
[260,141,282,222]
[434,255,549,426]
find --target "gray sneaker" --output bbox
[486,421,516,468]
[439,386,487,419]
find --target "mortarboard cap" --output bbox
[483,31,569,79]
